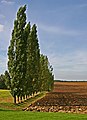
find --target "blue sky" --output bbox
[0,0,87,80]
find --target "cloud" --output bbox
[0,14,5,19]
[38,24,86,37]
[0,54,7,74]
[48,51,87,80]
[1,0,15,5]
[0,24,4,32]
[50,51,87,71]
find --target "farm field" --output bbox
[54,82,87,93]
[25,82,87,113]
[1,82,87,120]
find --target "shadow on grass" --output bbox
[0,108,12,111]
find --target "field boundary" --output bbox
[0,90,46,111]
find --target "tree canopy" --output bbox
[7,5,54,104]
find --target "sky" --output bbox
[0,0,87,80]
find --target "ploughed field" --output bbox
[24,82,87,113]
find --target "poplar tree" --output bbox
[8,5,54,103]
[40,54,54,91]
[25,24,40,96]
[8,5,26,103]
[47,64,54,91]
[24,22,31,98]
[27,24,40,95]
[8,29,17,103]
[4,71,11,89]
[32,24,40,93]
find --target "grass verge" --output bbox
[0,89,46,110]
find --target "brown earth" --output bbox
[24,82,87,113]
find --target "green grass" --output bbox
[0,111,87,120]
[0,89,46,110]
[0,90,13,102]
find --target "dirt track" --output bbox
[24,82,87,113]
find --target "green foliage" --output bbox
[28,24,40,94]
[24,22,31,96]
[8,5,27,103]
[4,71,11,89]
[0,74,7,89]
[8,5,54,103]
[40,54,54,91]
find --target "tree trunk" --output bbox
[14,96,16,104]
[26,95,27,100]
[17,96,19,103]
[20,96,22,103]
[23,95,25,100]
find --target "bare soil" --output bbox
[24,82,87,113]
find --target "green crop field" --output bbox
[0,90,87,120]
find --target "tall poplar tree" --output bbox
[32,24,40,93]
[24,22,31,98]
[27,24,40,95]
[8,5,26,103]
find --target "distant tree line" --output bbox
[0,71,10,89]
[0,74,7,89]
[0,70,10,89]
[7,5,54,104]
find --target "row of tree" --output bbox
[7,5,54,104]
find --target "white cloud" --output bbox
[0,24,4,32]
[48,51,87,80]
[0,55,7,74]
[0,14,5,19]
[39,24,86,36]
[1,0,14,5]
